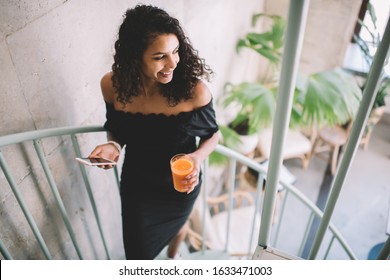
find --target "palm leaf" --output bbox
[301,69,362,127]
[249,89,275,133]
[219,125,242,148]
[237,14,285,66]
[254,48,281,64]
[208,151,228,166]
[246,33,273,48]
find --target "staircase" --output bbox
[0,125,358,260]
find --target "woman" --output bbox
[89,4,219,260]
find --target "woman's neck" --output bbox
[140,78,160,98]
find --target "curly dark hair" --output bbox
[112,4,214,106]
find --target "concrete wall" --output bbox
[265,0,363,74]
[0,0,263,259]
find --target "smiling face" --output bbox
[141,33,180,86]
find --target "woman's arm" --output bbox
[88,73,122,169]
[181,81,220,193]
[88,131,122,169]
[183,132,219,194]
[193,133,219,163]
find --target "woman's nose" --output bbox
[166,55,177,69]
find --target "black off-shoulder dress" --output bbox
[104,100,219,259]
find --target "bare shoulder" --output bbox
[100,72,116,103]
[191,80,213,109]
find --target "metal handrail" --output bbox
[0,125,105,147]
[0,125,112,260]
[0,125,357,259]
[212,144,357,260]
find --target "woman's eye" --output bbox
[153,56,164,60]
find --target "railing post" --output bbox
[308,16,390,259]
[201,159,208,254]
[0,237,13,260]
[377,235,390,260]
[224,158,236,253]
[71,134,112,259]
[0,151,52,259]
[33,139,83,259]
[258,0,310,248]
[247,174,265,257]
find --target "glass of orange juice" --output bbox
[170,154,194,192]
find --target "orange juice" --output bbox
[170,154,194,192]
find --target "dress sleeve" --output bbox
[183,100,219,139]
[103,102,125,143]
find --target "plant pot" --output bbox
[234,133,259,155]
[204,164,227,197]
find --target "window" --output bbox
[343,0,390,76]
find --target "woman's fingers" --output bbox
[89,146,104,158]
[88,144,120,170]
[99,164,114,170]
[183,170,199,194]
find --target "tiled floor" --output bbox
[281,113,390,259]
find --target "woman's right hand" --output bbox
[88,143,120,169]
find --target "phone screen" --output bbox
[86,158,114,164]
[75,157,117,166]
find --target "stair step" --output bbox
[252,246,301,260]
[187,250,230,260]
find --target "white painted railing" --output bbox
[0,125,358,259]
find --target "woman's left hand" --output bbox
[182,153,202,194]
[181,132,219,194]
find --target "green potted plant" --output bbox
[216,13,362,159]
[219,82,276,155]
[216,14,284,157]
[294,68,362,129]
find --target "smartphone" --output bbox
[75,157,117,166]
